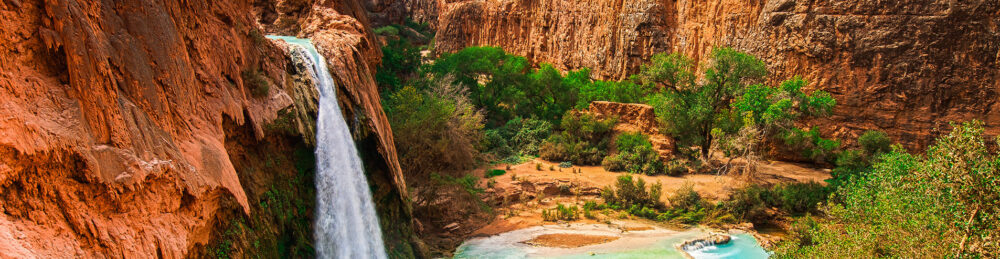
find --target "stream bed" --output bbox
[453,224,769,259]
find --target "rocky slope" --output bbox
[414,0,1000,150]
[0,0,420,257]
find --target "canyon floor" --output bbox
[454,157,830,251]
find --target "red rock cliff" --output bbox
[0,0,416,257]
[417,0,1000,150]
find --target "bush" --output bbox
[485,169,506,178]
[828,130,892,188]
[484,117,553,160]
[375,38,421,91]
[776,121,1000,258]
[782,127,840,164]
[539,111,616,165]
[602,133,665,175]
[667,183,703,212]
[858,130,891,155]
[542,203,580,221]
[383,81,484,179]
[602,174,663,210]
[576,77,654,109]
[774,182,828,215]
[723,185,776,224]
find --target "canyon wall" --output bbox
[417,0,1000,150]
[0,0,419,257]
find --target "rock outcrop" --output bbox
[589,101,675,160]
[0,0,295,256]
[0,0,420,257]
[416,0,1000,150]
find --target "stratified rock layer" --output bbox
[420,0,1000,150]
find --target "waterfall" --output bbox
[267,36,388,259]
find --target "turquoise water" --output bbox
[684,233,770,259]
[454,228,769,259]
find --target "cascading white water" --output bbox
[267,36,388,259]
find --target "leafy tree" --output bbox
[775,121,1000,258]
[828,130,893,188]
[648,48,836,164]
[375,38,421,91]
[382,80,484,179]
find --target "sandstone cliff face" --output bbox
[420,0,1000,150]
[0,0,296,256]
[0,0,418,257]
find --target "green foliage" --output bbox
[429,47,598,125]
[667,183,704,212]
[602,133,666,175]
[601,174,664,210]
[636,52,696,90]
[858,130,892,155]
[722,182,827,225]
[775,121,1000,258]
[383,83,484,179]
[485,169,506,178]
[646,48,836,162]
[722,185,775,224]
[781,127,841,164]
[375,38,421,91]
[539,111,617,165]
[373,26,400,36]
[542,203,580,221]
[773,182,828,214]
[483,117,553,160]
[242,68,270,98]
[575,72,654,109]
[827,130,893,188]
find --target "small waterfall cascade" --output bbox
[267,36,388,259]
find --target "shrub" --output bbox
[773,182,828,215]
[858,130,892,156]
[484,117,553,160]
[485,169,506,178]
[576,77,654,109]
[539,111,616,165]
[602,174,664,210]
[722,185,776,224]
[782,127,841,164]
[373,25,400,36]
[667,183,703,212]
[602,133,665,175]
[542,203,580,221]
[776,121,1000,257]
[383,81,484,179]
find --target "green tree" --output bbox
[648,48,835,162]
[775,121,1000,258]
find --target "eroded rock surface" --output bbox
[417,0,1000,150]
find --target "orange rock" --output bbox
[416,0,1000,151]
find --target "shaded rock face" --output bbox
[418,0,1000,150]
[0,0,419,257]
[0,0,296,257]
[589,101,659,136]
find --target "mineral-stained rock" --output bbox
[0,0,419,257]
[0,0,294,257]
[416,0,1000,150]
